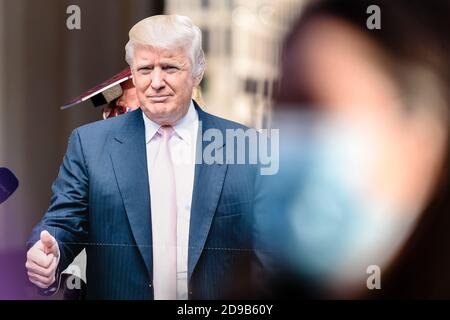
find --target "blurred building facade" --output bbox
[166,0,304,128]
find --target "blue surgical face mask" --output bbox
[256,109,419,293]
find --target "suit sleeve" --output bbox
[28,128,89,285]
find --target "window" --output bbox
[263,79,269,98]
[201,0,209,9]
[225,0,233,9]
[202,28,210,55]
[245,78,258,95]
[224,28,232,55]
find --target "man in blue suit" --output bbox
[26,15,261,299]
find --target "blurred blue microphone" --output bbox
[0,168,19,204]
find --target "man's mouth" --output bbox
[149,95,170,102]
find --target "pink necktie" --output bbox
[151,125,177,300]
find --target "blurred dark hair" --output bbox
[278,0,450,109]
[277,0,450,298]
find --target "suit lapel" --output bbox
[188,104,228,280]
[108,105,227,281]
[110,109,153,276]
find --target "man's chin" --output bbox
[143,106,178,125]
[145,103,171,114]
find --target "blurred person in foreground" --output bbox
[256,0,449,298]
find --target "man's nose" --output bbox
[150,68,165,90]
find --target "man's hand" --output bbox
[26,230,60,289]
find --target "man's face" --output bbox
[131,45,198,125]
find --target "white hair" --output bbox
[125,15,206,81]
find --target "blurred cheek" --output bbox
[361,109,447,219]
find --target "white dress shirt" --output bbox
[143,100,198,300]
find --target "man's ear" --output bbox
[193,73,203,87]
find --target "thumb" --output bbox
[40,230,56,254]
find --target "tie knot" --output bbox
[158,125,175,141]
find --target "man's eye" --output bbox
[163,66,178,72]
[138,67,152,74]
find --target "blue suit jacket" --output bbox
[29,102,260,299]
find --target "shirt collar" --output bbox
[142,100,198,145]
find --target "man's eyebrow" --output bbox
[160,59,186,67]
[136,63,153,69]
[135,59,187,69]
